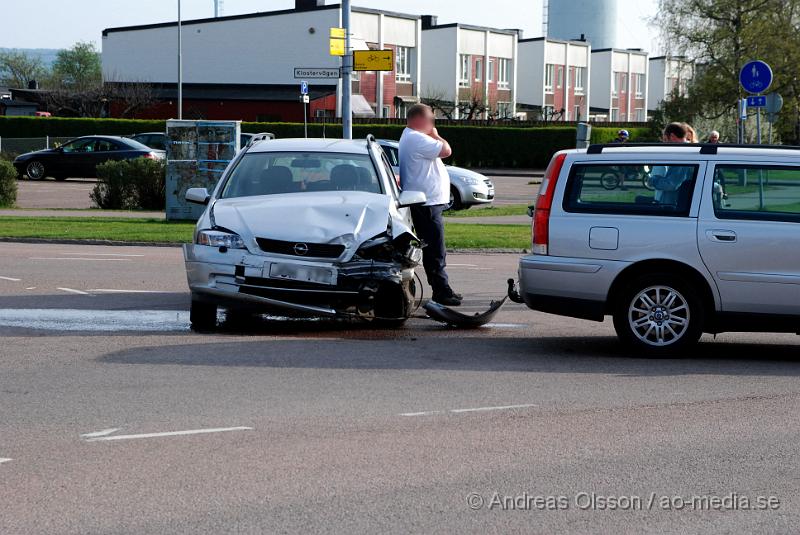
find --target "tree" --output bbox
[0,50,46,88]
[654,0,800,143]
[51,42,102,91]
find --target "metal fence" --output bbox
[0,136,74,156]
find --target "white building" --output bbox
[101,1,422,121]
[420,16,518,119]
[590,48,649,122]
[516,37,591,121]
[648,56,694,112]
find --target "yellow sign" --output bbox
[353,49,394,71]
[329,27,345,56]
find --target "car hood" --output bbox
[14,148,57,161]
[446,166,488,181]
[211,191,401,257]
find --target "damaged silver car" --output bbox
[183,136,427,330]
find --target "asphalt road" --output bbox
[1,243,799,534]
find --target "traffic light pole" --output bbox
[341,0,352,139]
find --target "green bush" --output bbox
[91,158,165,210]
[0,160,18,207]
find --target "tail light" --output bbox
[532,152,567,255]
[143,152,160,159]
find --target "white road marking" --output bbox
[57,287,91,295]
[89,289,162,294]
[84,426,253,442]
[448,263,478,267]
[401,403,539,417]
[60,252,144,257]
[0,458,12,464]
[80,428,120,438]
[485,323,527,329]
[0,276,21,281]
[26,287,36,290]
[29,257,131,262]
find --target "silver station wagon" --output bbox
[513,143,800,354]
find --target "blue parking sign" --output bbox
[300,80,309,95]
[739,61,772,94]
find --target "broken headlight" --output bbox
[196,230,246,249]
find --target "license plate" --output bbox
[268,263,336,285]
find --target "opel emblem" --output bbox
[293,243,309,256]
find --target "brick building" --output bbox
[589,48,648,122]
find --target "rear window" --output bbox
[564,163,699,216]
[220,151,382,198]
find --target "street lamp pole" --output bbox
[178,0,183,120]
[341,0,352,139]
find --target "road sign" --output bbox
[329,27,346,56]
[353,49,394,71]
[301,94,310,104]
[300,80,309,95]
[294,67,340,79]
[746,95,766,107]
[740,60,773,94]
[766,92,784,123]
[739,98,748,121]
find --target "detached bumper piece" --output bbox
[423,297,507,328]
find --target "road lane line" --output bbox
[0,458,12,464]
[401,403,539,417]
[0,276,21,281]
[80,428,120,438]
[57,287,91,295]
[448,263,478,267]
[29,257,131,262]
[84,426,253,442]
[89,289,163,294]
[60,253,145,257]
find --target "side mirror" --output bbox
[398,190,427,208]
[526,204,535,217]
[185,187,210,205]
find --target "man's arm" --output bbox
[429,127,452,159]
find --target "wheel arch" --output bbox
[605,259,718,326]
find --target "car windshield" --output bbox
[220,151,382,198]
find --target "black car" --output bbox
[130,132,256,153]
[13,135,165,181]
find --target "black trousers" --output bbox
[410,204,450,296]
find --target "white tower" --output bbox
[214,0,224,17]
[546,0,619,48]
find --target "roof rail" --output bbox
[585,142,800,156]
[366,133,377,145]
[246,132,275,146]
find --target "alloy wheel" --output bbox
[26,161,45,180]
[627,285,690,347]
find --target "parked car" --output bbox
[377,139,495,211]
[13,135,164,180]
[510,142,800,354]
[131,132,257,153]
[182,135,427,330]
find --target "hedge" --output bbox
[0,160,17,207]
[0,116,651,168]
[91,158,166,210]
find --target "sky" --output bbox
[0,0,660,53]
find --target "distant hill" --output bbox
[0,48,61,68]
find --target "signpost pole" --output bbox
[342,0,352,140]
[756,105,762,145]
[177,0,183,120]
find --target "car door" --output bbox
[697,161,800,315]
[58,138,96,177]
[92,139,124,172]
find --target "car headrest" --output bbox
[331,164,359,190]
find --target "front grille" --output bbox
[256,237,345,259]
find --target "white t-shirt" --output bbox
[398,127,450,206]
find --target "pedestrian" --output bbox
[399,103,463,306]
[682,123,697,143]
[613,129,630,143]
[662,122,688,143]
[653,122,692,205]
[708,130,720,144]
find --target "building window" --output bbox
[488,59,494,82]
[497,101,512,118]
[383,105,391,118]
[610,108,619,121]
[475,58,483,82]
[459,54,471,87]
[498,58,510,89]
[544,64,555,93]
[543,104,555,119]
[635,73,644,97]
[611,73,618,96]
[556,66,564,89]
[396,46,411,83]
[574,104,582,121]
[574,67,586,95]
[635,108,644,122]
[620,73,628,93]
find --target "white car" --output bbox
[378,139,495,210]
[182,136,427,330]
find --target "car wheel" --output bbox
[600,172,620,190]
[190,298,217,331]
[446,186,463,211]
[25,160,46,180]
[612,273,703,355]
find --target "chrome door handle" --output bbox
[706,230,737,243]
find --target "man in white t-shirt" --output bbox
[398,103,462,306]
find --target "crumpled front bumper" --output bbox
[183,244,415,318]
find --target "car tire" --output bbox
[612,273,703,355]
[446,186,463,211]
[190,298,217,331]
[600,172,621,190]
[25,160,47,180]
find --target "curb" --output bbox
[0,237,527,254]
